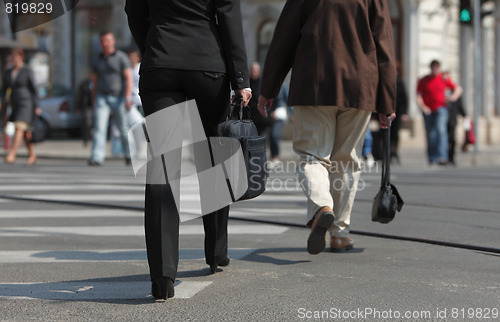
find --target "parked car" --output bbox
[38,84,84,137]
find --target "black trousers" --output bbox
[139,69,231,281]
[390,116,402,158]
[448,119,457,164]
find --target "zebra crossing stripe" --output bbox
[0,224,288,237]
[0,281,212,300]
[1,193,303,202]
[0,210,142,219]
[0,208,305,219]
[0,248,256,263]
[0,184,145,192]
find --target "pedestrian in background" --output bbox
[128,48,143,116]
[126,0,252,300]
[88,31,133,166]
[442,70,468,165]
[110,48,144,157]
[267,83,291,169]
[249,63,261,103]
[447,97,467,165]
[417,60,462,166]
[391,61,408,164]
[258,0,397,254]
[0,48,39,166]
[76,78,93,146]
[126,48,145,158]
[361,127,375,168]
[249,62,272,135]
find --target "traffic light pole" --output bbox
[473,0,481,154]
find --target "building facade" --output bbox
[1,0,499,145]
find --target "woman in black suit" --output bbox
[125,0,252,300]
[0,48,39,165]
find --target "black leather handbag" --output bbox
[372,116,404,223]
[217,98,268,201]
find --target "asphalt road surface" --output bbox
[0,158,499,321]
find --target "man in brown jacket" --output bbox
[258,0,397,254]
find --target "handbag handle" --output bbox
[227,96,242,120]
[381,115,391,186]
[227,96,252,121]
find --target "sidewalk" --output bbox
[2,137,500,169]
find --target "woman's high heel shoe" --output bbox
[209,257,230,274]
[151,277,175,300]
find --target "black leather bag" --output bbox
[217,98,268,201]
[372,116,404,223]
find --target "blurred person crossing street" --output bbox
[267,83,292,169]
[0,48,39,166]
[417,60,462,166]
[88,31,133,166]
[110,48,144,158]
[249,62,273,135]
[391,62,409,164]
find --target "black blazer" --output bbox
[125,0,250,90]
[1,66,38,124]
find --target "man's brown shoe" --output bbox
[330,236,354,252]
[307,206,334,255]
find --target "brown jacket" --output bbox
[260,0,396,115]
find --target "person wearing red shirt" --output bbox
[417,60,462,165]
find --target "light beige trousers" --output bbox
[293,106,371,238]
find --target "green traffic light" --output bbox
[460,9,471,22]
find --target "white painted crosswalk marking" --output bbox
[0,248,256,263]
[0,184,145,192]
[0,210,142,219]
[0,208,306,219]
[0,224,288,237]
[0,281,212,300]
[231,207,305,217]
[12,194,144,202]
[0,206,306,219]
[2,192,304,203]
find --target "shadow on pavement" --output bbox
[240,247,365,265]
